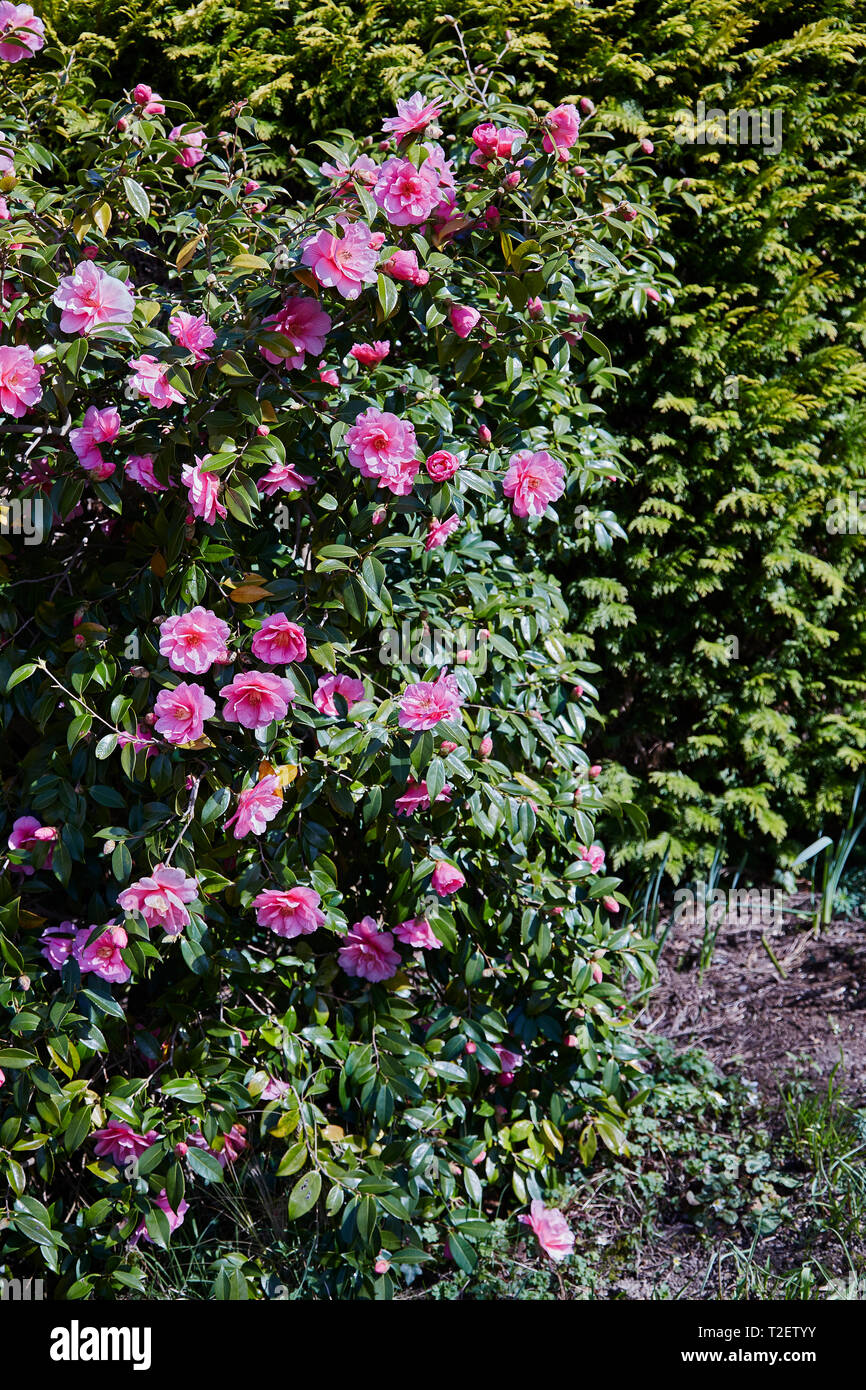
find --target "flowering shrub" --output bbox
[0,26,660,1297]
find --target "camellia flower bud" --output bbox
[646,287,661,303]
[256,423,270,436]
[478,424,492,444]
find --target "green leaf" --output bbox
[0,1049,37,1068]
[288,1169,321,1219]
[186,1147,224,1183]
[6,664,37,692]
[376,272,399,320]
[122,176,150,220]
[160,1077,205,1104]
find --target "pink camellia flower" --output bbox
[153,681,215,744]
[0,196,8,218]
[338,917,401,983]
[424,450,460,482]
[350,340,390,367]
[518,1200,575,1262]
[70,405,120,478]
[503,449,566,517]
[53,261,135,335]
[132,1190,190,1245]
[259,1074,292,1101]
[8,815,57,875]
[117,724,157,757]
[542,104,581,161]
[382,91,444,138]
[169,125,207,168]
[302,219,379,299]
[469,122,525,165]
[480,1044,523,1084]
[313,673,366,717]
[374,156,442,225]
[126,454,169,492]
[260,295,331,368]
[421,141,456,213]
[580,843,606,873]
[128,354,184,410]
[318,362,339,386]
[393,917,442,949]
[39,922,77,968]
[257,459,315,496]
[188,1122,246,1168]
[0,343,43,417]
[447,301,480,336]
[253,885,326,938]
[117,864,198,936]
[252,612,306,666]
[399,672,463,730]
[345,406,419,495]
[394,777,452,817]
[224,775,283,839]
[381,248,429,286]
[431,860,465,897]
[92,1120,162,1165]
[320,152,379,196]
[169,311,216,363]
[159,607,231,675]
[75,924,131,984]
[425,514,460,551]
[527,296,544,319]
[494,1046,523,1083]
[182,457,228,525]
[479,734,493,758]
[0,2,44,61]
[220,670,296,730]
[132,83,165,115]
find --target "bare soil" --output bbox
[641,893,866,1102]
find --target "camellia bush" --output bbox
[0,14,662,1297]
[48,0,866,873]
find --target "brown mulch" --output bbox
[637,892,866,1103]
